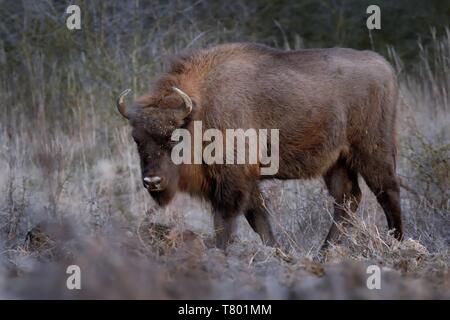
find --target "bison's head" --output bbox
[116,87,193,206]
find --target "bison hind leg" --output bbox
[357,154,403,241]
[321,157,362,251]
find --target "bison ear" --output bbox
[172,87,193,120]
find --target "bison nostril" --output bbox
[143,176,162,190]
[143,177,151,188]
[150,176,161,184]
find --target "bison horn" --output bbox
[172,87,192,119]
[117,88,132,119]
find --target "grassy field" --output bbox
[0,1,449,299]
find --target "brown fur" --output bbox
[123,43,403,249]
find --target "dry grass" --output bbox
[0,2,449,299]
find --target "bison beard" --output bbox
[149,189,174,207]
[116,43,403,251]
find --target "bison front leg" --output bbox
[245,187,276,247]
[321,159,362,251]
[245,209,276,246]
[213,211,236,249]
[210,168,257,249]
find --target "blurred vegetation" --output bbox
[0,1,448,123]
[2,1,449,60]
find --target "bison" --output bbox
[116,43,403,250]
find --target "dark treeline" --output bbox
[1,0,449,62]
